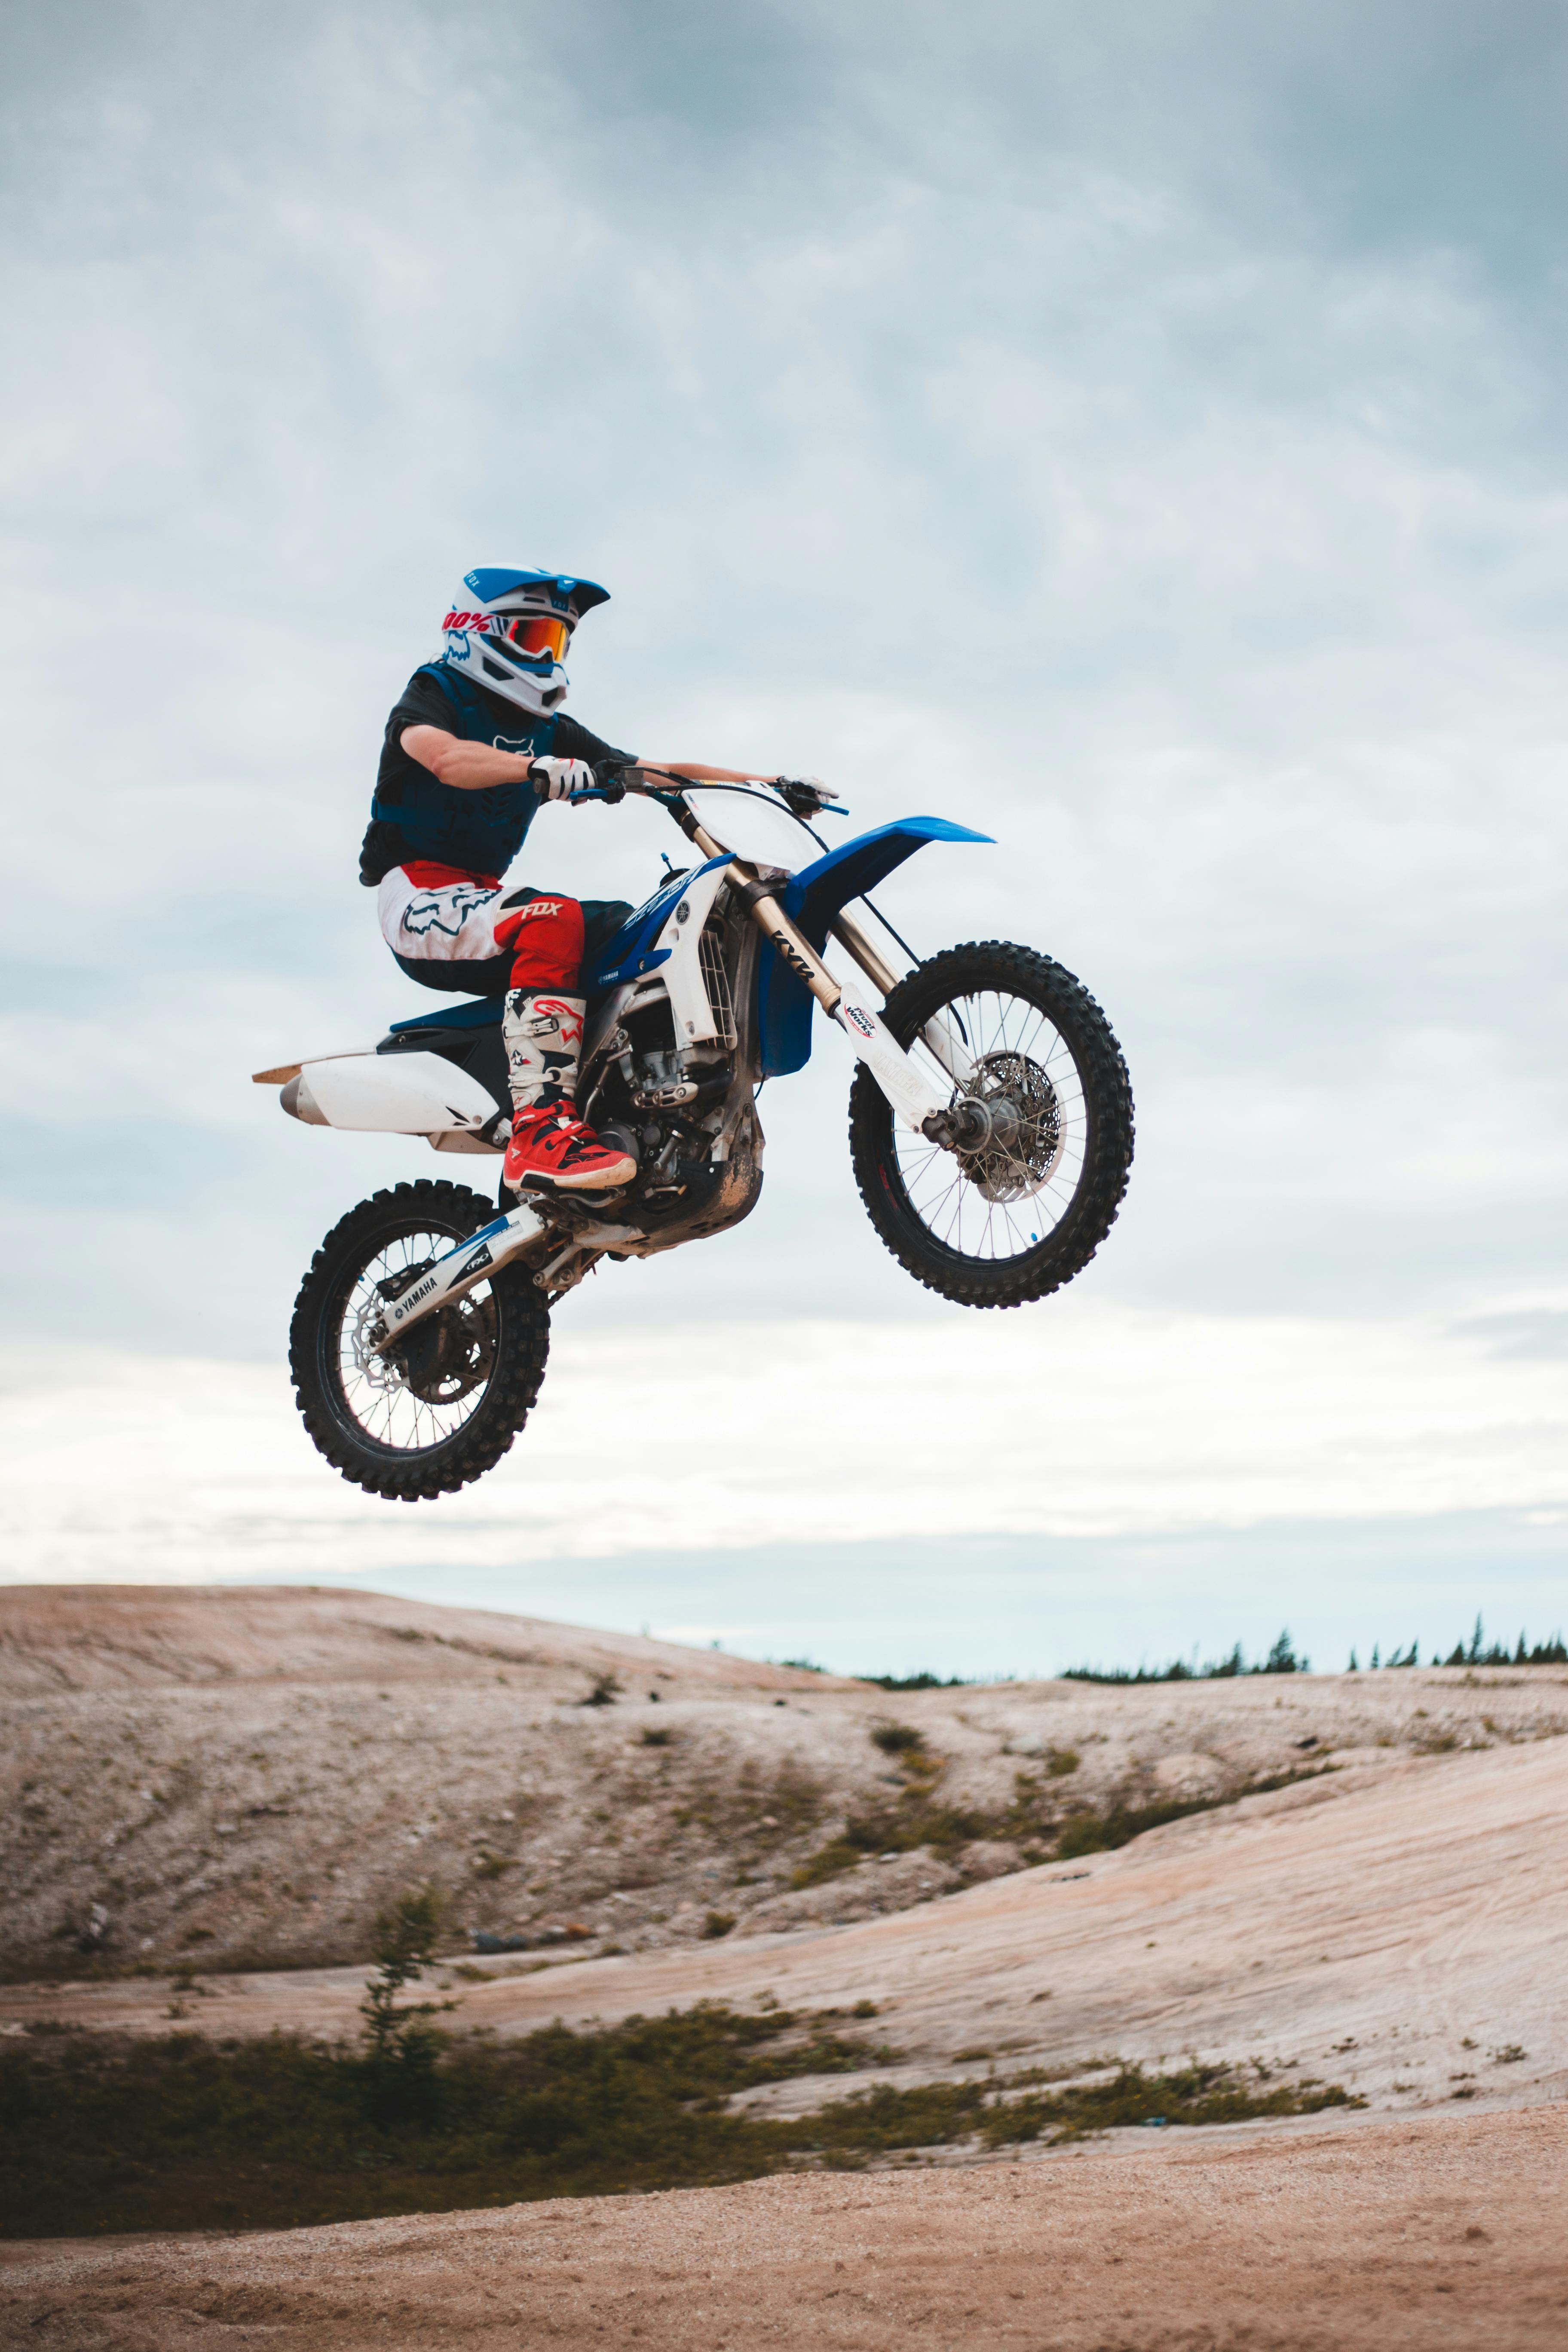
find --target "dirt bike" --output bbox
[257,769,1135,1501]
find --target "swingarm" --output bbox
[368,1203,547,1349]
[362,1203,640,1354]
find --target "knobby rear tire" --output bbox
[288,1179,550,1502]
[848,940,1135,1308]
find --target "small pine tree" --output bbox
[360,1886,452,2125]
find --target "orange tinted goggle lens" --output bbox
[499,614,570,662]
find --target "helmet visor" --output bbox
[493,613,570,664]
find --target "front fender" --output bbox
[758,816,992,1079]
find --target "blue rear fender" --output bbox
[758,815,992,1079]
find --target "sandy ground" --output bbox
[6,1583,1565,1981]
[5,2108,1566,2348]
[9,1729,1566,2123]
[5,1586,1567,2346]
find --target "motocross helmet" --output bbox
[438,568,609,716]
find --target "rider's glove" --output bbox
[530,756,594,801]
[775,774,835,815]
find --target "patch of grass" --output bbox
[0,2001,891,2237]
[639,1726,672,1746]
[870,1724,925,1755]
[1054,1763,1337,1860]
[790,1755,1338,1889]
[0,2015,1356,2241]
[791,1841,864,1890]
[979,2061,1359,2147]
[777,2058,1358,2160]
[703,1912,736,1939]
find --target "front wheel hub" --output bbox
[923,1054,1064,1203]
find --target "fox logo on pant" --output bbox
[400,882,500,937]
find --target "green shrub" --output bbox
[870,1724,923,1755]
[0,2014,1357,2241]
[0,2001,887,2236]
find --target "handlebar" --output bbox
[570,763,846,823]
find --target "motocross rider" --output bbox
[361,568,787,1196]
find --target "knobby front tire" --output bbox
[289,1179,550,1502]
[848,941,1135,1308]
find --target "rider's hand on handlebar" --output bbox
[773,774,836,816]
[530,756,595,801]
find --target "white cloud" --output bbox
[6,1298,1563,1585]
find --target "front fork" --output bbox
[707,838,974,1138]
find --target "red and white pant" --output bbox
[377,862,585,992]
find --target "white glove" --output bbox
[530,756,595,801]
[774,773,836,812]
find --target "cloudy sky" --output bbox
[3,0,1565,1673]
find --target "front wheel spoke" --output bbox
[885,986,1099,1262]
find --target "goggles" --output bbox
[493,612,571,664]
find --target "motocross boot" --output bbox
[503,1105,637,1194]
[502,990,636,1194]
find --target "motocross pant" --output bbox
[377,862,631,1116]
[378,862,585,996]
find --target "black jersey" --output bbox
[359,665,632,884]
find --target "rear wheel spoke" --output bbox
[329,1223,499,1455]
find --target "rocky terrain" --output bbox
[5,1583,1568,2345]
[4,1583,1565,1983]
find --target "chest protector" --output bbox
[361,666,558,884]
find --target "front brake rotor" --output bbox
[956,1051,1064,1203]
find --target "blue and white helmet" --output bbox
[438,567,610,717]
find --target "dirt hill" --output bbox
[5,1586,1568,2346]
[5,1583,1565,1984]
